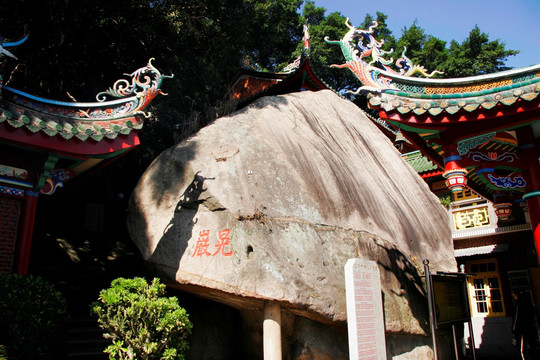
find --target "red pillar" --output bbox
[13,192,38,274]
[442,143,468,193]
[517,127,540,265]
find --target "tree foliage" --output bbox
[0,1,519,146]
[439,26,519,77]
[353,14,518,79]
[0,273,69,360]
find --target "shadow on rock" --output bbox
[149,172,214,273]
[375,242,431,356]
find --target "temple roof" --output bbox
[0,54,170,194]
[231,26,330,108]
[325,19,540,203]
[368,64,540,117]
[401,151,440,176]
[1,88,143,143]
[1,59,168,147]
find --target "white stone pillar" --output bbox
[263,301,282,360]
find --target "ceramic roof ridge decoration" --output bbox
[96,58,172,108]
[230,25,332,107]
[0,58,173,141]
[4,58,172,119]
[282,24,311,73]
[0,35,28,60]
[325,19,540,116]
[324,18,443,94]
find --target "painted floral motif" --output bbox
[467,151,519,163]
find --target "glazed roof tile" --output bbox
[368,73,540,116]
[0,59,169,143]
[0,102,143,141]
[326,19,540,201]
[402,151,439,174]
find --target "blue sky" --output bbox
[311,0,540,69]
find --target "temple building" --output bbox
[232,22,540,327]
[230,25,329,105]
[325,19,540,357]
[4,20,539,357]
[0,36,169,275]
[230,21,540,356]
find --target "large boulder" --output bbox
[128,90,455,359]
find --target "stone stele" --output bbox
[127,89,456,359]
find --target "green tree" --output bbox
[300,1,357,92]
[372,21,517,78]
[302,0,326,26]
[0,274,69,360]
[390,21,447,77]
[361,12,396,53]
[91,277,192,360]
[439,25,519,77]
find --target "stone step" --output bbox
[66,317,109,360]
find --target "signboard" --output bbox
[431,274,470,326]
[345,258,386,360]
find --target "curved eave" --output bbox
[0,101,144,140]
[0,97,144,155]
[369,81,540,119]
[0,119,141,156]
[233,57,331,109]
[1,85,151,121]
[378,63,540,87]
[0,80,150,148]
[230,71,288,103]
[376,95,540,138]
[3,85,140,109]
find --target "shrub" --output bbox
[0,345,8,360]
[0,273,68,360]
[439,195,451,209]
[91,277,192,360]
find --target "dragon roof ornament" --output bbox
[0,59,173,141]
[95,58,173,114]
[325,18,442,94]
[2,58,172,120]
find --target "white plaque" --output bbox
[345,258,386,360]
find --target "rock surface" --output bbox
[128,89,455,358]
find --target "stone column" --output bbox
[263,301,282,360]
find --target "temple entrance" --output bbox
[467,259,506,317]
